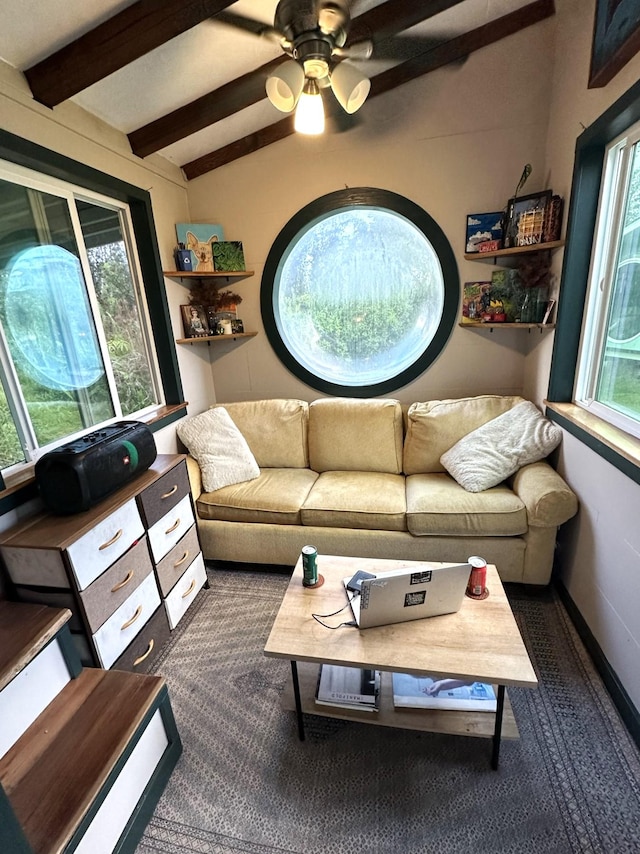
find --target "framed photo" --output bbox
[503,190,551,248]
[212,241,245,272]
[175,223,224,271]
[589,1,640,89]
[181,304,210,338]
[465,212,504,254]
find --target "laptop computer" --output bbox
[343,562,471,629]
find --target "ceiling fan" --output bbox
[215,0,411,135]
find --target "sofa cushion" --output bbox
[197,468,319,525]
[301,471,407,531]
[213,399,309,468]
[406,473,527,536]
[403,395,524,474]
[308,398,404,473]
[441,401,562,492]
[177,407,260,492]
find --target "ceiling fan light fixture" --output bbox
[294,78,325,135]
[265,59,305,112]
[330,61,371,114]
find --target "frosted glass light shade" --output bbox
[330,62,370,114]
[294,80,325,135]
[265,59,305,112]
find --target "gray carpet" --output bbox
[136,567,640,854]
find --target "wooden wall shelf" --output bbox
[459,322,556,330]
[164,270,254,283]
[176,332,257,345]
[464,240,564,261]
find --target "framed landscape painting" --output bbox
[589,0,640,88]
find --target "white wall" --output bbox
[536,0,640,713]
[184,21,556,405]
[0,59,214,453]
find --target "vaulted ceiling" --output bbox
[0,0,555,180]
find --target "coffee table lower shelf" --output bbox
[282,662,519,740]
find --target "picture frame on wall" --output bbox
[503,190,552,248]
[181,304,210,338]
[589,0,640,89]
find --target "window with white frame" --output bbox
[0,160,162,480]
[575,120,640,438]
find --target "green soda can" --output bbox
[301,545,318,586]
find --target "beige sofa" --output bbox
[184,395,578,585]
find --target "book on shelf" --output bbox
[391,673,497,712]
[316,665,381,712]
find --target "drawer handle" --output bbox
[165,517,181,535]
[161,484,178,499]
[133,638,155,667]
[181,578,196,599]
[174,550,190,568]
[99,528,123,551]
[111,570,134,593]
[121,605,142,630]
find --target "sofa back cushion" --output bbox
[213,399,309,468]
[403,394,524,474]
[308,398,404,473]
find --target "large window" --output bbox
[548,77,640,482]
[261,188,459,397]
[0,131,183,491]
[575,121,640,437]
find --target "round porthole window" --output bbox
[261,188,459,397]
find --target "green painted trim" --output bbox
[0,784,32,853]
[149,405,188,433]
[556,581,640,750]
[65,685,181,853]
[549,77,640,404]
[546,408,640,485]
[57,624,83,679]
[261,187,459,398]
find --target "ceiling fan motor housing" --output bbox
[275,0,350,44]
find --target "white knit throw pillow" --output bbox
[440,401,562,492]
[177,407,260,492]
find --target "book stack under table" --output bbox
[316,665,381,712]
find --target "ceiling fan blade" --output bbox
[333,39,373,61]
[213,11,289,48]
[367,32,459,62]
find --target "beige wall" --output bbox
[537,0,640,713]
[185,21,556,406]
[0,59,214,454]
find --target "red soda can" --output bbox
[467,555,487,598]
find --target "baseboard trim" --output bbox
[556,581,640,750]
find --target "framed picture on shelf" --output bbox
[589,0,640,88]
[181,304,210,338]
[503,190,551,248]
[175,223,224,271]
[465,212,503,254]
[212,241,245,272]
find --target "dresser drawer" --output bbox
[137,461,190,529]
[164,553,206,630]
[67,498,145,591]
[80,537,153,633]
[111,605,171,674]
[147,493,195,564]
[92,571,161,669]
[155,525,201,598]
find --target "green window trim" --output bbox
[548,77,640,483]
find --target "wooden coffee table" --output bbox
[264,554,537,769]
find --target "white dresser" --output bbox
[0,454,206,672]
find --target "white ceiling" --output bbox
[0,0,543,174]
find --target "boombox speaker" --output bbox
[35,421,157,515]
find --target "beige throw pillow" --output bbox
[440,401,562,492]
[177,407,260,492]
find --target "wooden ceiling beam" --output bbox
[128,0,468,158]
[24,0,237,108]
[182,0,555,180]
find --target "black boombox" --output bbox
[35,421,157,515]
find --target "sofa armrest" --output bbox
[509,461,578,528]
[185,454,203,503]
